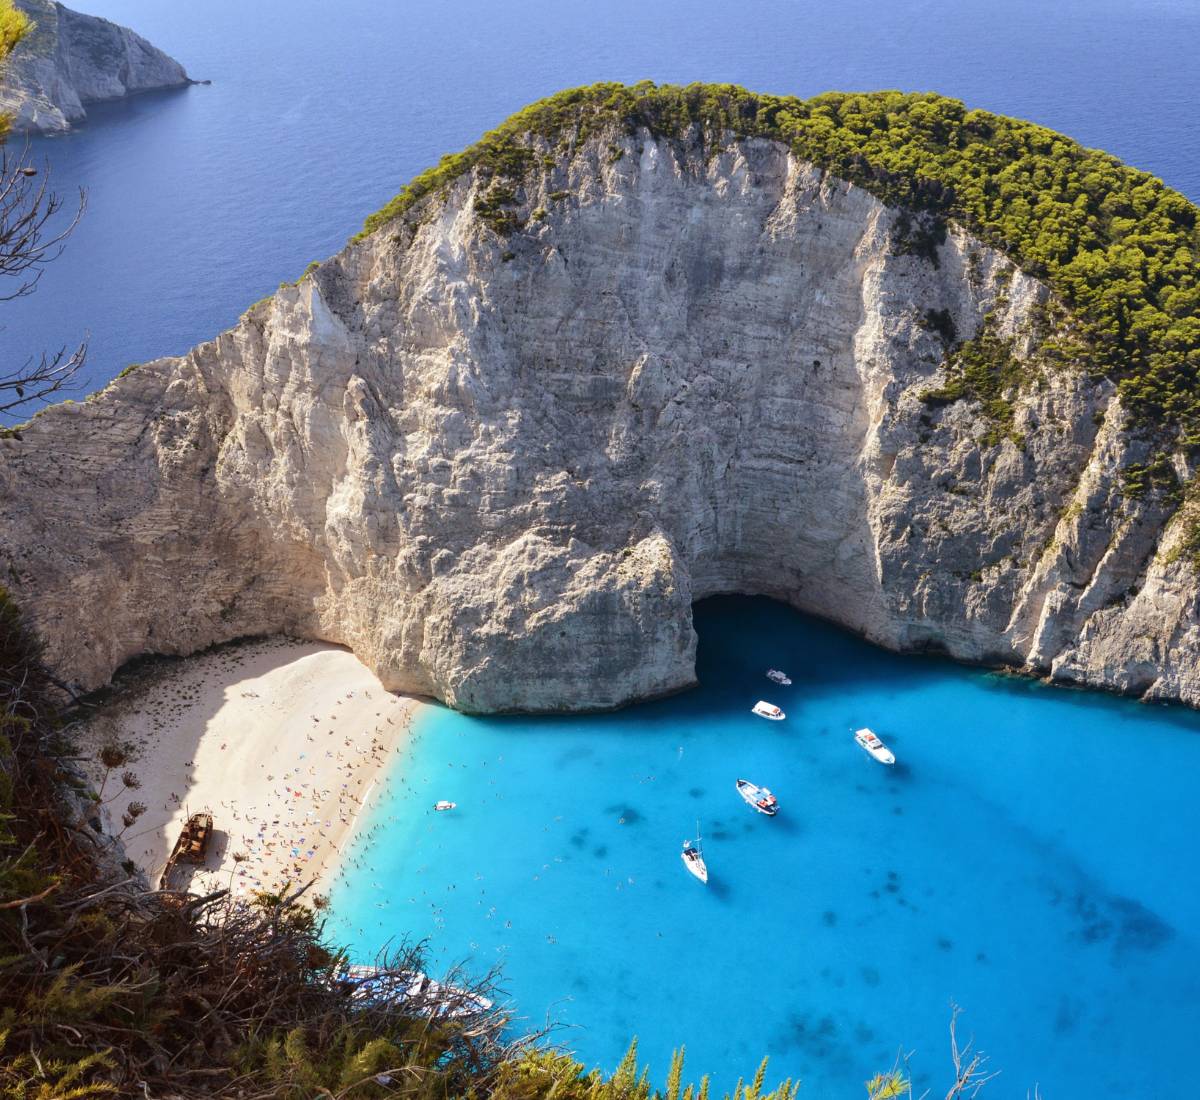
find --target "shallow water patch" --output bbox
[330,597,1200,1097]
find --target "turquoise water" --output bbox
[8,3,1200,1091]
[329,597,1200,1099]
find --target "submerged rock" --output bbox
[0,0,191,135]
[3,87,1200,712]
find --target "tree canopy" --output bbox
[363,82,1199,449]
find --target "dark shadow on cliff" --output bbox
[689,594,1200,736]
[457,594,1200,760]
[73,634,389,888]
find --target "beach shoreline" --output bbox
[77,637,422,898]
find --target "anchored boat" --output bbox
[752,700,785,720]
[681,822,708,884]
[342,964,493,1017]
[854,727,895,766]
[433,800,457,811]
[766,669,792,685]
[735,778,779,815]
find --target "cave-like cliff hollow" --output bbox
[3,85,1199,712]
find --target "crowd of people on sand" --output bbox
[197,694,413,896]
[100,643,421,899]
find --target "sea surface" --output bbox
[329,597,1200,1099]
[6,2,1200,1095]
[0,0,1198,402]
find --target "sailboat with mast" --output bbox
[681,821,708,884]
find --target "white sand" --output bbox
[80,638,421,898]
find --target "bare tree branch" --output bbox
[0,141,87,417]
[0,340,88,414]
[944,1005,1001,1100]
[0,142,85,297]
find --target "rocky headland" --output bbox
[2,84,1198,713]
[0,0,191,134]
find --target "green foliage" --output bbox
[0,0,29,66]
[892,210,947,266]
[0,0,31,145]
[1122,452,1181,501]
[1166,518,1200,567]
[866,1071,910,1099]
[475,183,522,234]
[3,588,855,1098]
[489,1044,796,1100]
[359,81,1199,451]
[921,320,1025,446]
[0,1028,117,1100]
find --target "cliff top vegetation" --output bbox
[362,82,1199,459]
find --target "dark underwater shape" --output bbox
[330,597,1200,1097]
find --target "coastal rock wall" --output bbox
[0,0,190,134]
[3,129,1198,711]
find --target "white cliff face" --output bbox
[0,0,190,134]
[3,129,1198,712]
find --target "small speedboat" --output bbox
[854,727,895,766]
[735,778,778,816]
[343,964,493,1017]
[681,822,708,884]
[766,669,792,686]
[433,800,457,811]
[752,700,785,720]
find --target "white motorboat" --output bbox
[854,727,895,766]
[735,778,779,816]
[766,669,792,686]
[752,700,785,720]
[433,800,457,811]
[342,964,493,1017]
[681,822,708,884]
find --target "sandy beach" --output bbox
[78,637,422,898]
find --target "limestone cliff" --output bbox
[3,115,1199,712]
[0,0,190,134]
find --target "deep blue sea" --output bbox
[6,2,1200,1094]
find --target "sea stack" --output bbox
[2,84,1198,713]
[0,0,191,134]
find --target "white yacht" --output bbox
[681,823,708,884]
[854,727,895,766]
[766,669,792,685]
[433,800,457,811]
[752,700,785,720]
[342,965,493,1017]
[735,778,779,816]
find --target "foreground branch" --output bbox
[0,143,87,417]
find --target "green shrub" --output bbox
[358,82,1198,455]
[921,319,1026,445]
[1122,453,1181,501]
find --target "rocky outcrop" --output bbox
[3,127,1199,712]
[0,0,190,134]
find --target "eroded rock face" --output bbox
[0,0,190,134]
[3,130,1199,711]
